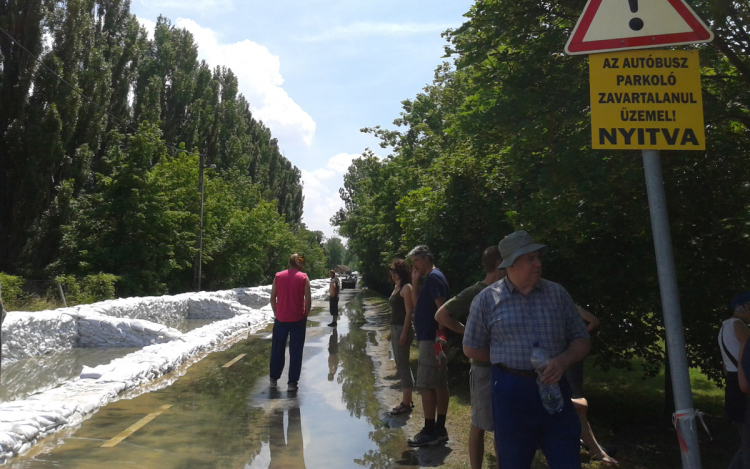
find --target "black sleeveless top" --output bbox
[389,288,407,326]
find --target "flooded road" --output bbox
[1,347,140,403]
[1,320,229,404]
[8,288,453,468]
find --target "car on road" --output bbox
[341,274,357,289]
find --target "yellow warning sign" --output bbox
[590,49,705,150]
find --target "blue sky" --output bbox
[130,0,475,239]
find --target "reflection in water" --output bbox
[333,292,426,468]
[328,330,338,381]
[1,320,212,403]
[0,347,139,403]
[9,340,273,469]
[269,407,306,469]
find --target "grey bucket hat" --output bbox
[498,231,547,268]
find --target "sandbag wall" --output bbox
[0,279,331,462]
[1,285,275,364]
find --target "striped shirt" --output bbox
[463,277,589,369]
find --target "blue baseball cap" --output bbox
[732,291,750,312]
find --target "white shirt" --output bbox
[719,318,743,372]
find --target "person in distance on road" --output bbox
[463,231,590,469]
[328,270,340,327]
[269,253,311,393]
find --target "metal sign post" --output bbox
[566,0,714,464]
[642,149,701,468]
[0,282,5,385]
[587,48,705,467]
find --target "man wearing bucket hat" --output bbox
[463,231,590,469]
[269,253,312,393]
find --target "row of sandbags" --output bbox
[0,279,331,462]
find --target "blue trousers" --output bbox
[491,366,582,469]
[270,318,307,384]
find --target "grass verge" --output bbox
[432,353,732,469]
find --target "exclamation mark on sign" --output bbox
[628,0,644,31]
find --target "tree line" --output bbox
[333,0,750,383]
[0,0,328,294]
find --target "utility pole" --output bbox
[199,154,205,291]
[195,156,214,291]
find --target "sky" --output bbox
[130,0,475,240]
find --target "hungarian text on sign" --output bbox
[589,49,705,150]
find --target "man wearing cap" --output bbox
[269,253,312,393]
[434,246,505,469]
[407,245,450,447]
[463,231,590,469]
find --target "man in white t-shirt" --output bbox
[328,270,340,327]
[724,290,750,468]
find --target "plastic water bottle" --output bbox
[530,342,564,414]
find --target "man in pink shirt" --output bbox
[270,253,312,393]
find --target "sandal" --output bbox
[590,453,618,466]
[390,402,413,415]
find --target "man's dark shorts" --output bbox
[330,296,339,317]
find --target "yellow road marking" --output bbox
[222,353,246,368]
[101,405,172,448]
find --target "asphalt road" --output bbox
[8,287,457,469]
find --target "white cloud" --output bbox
[301,22,451,42]
[174,18,316,146]
[301,153,358,238]
[326,152,359,172]
[137,0,233,12]
[301,152,379,238]
[136,17,156,41]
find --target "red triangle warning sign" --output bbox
[565,0,713,55]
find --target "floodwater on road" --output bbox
[1,319,216,403]
[1,347,140,403]
[8,287,452,468]
[167,318,217,333]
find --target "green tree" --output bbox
[336,0,750,386]
[343,250,361,272]
[333,150,406,291]
[324,237,346,270]
[0,3,309,297]
[56,125,192,295]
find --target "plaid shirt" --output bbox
[463,277,589,369]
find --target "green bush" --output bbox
[56,273,119,306]
[0,273,118,312]
[80,273,118,302]
[0,273,24,311]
